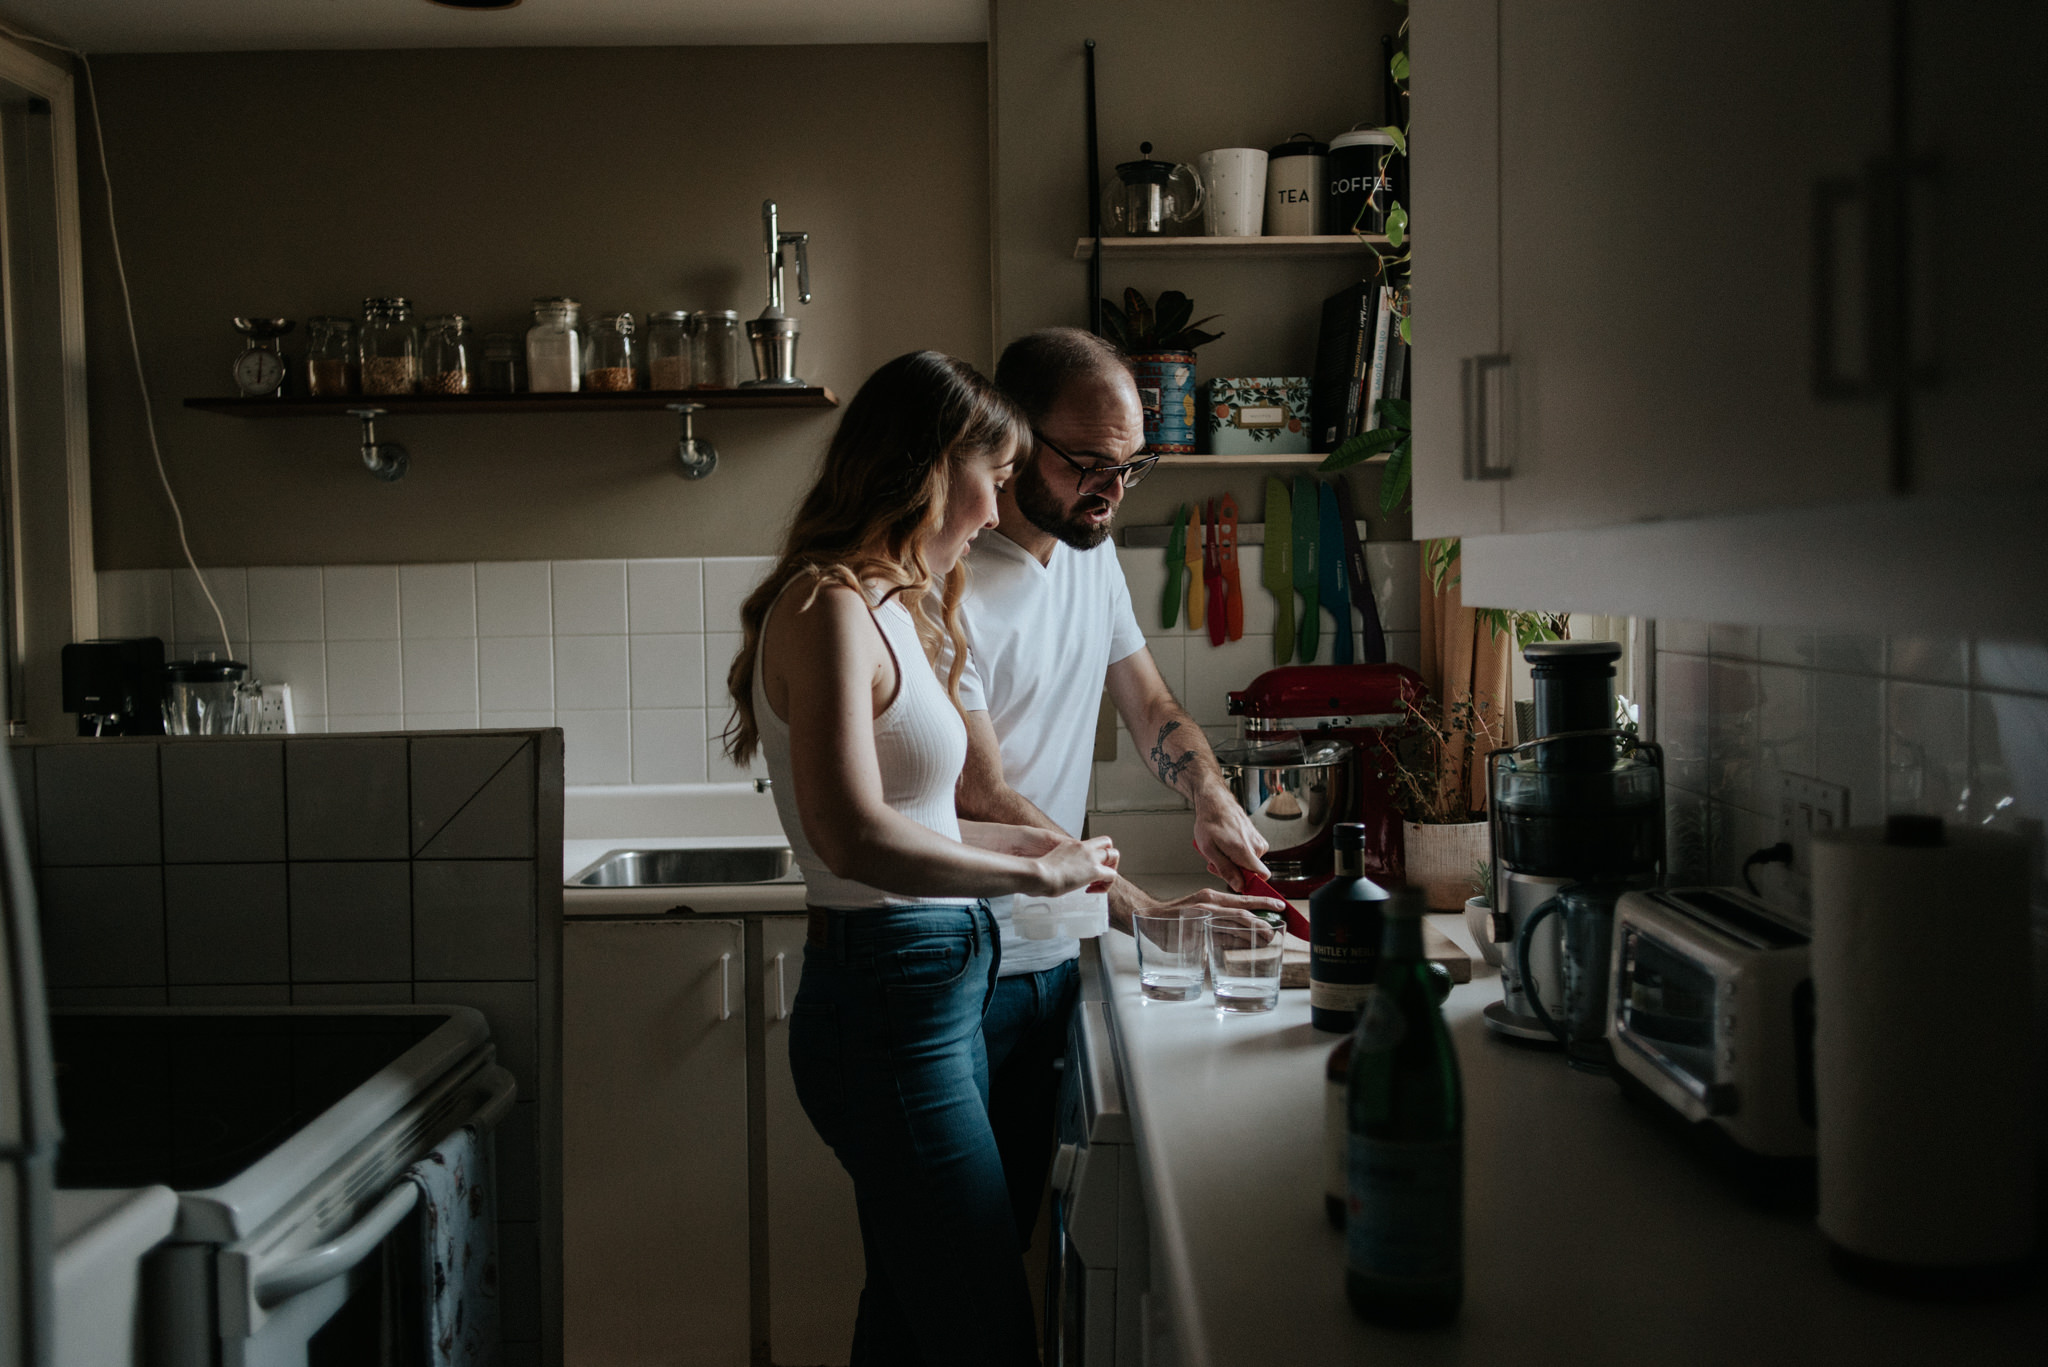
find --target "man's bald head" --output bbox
[993,328,1135,428]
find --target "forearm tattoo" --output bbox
[1150,720,1199,788]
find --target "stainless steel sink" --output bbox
[569,847,801,888]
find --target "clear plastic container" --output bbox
[419,315,475,395]
[482,331,521,394]
[584,312,638,391]
[526,296,583,393]
[648,311,693,390]
[1012,889,1110,940]
[359,297,418,396]
[690,309,740,389]
[305,315,358,397]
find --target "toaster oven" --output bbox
[1609,887,1816,1159]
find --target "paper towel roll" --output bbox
[1811,820,2036,1271]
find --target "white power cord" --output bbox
[0,19,234,660]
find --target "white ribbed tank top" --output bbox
[754,581,973,909]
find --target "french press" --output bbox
[1105,142,1205,236]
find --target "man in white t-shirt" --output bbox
[956,328,1283,1243]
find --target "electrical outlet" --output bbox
[1779,773,1849,870]
[249,682,296,734]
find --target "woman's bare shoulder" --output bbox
[763,575,877,659]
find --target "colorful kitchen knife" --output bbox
[1331,478,1387,663]
[1218,494,1244,641]
[1185,502,1205,632]
[1292,476,1319,663]
[1204,497,1227,647]
[1161,502,1187,630]
[1263,478,1293,664]
[1318,480,1353,663]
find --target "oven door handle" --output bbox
[254,1182,418,1307]
[253,1064,516,1308]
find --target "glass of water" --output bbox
[1207,915,1283,1013]
[1133,914,1205,1001]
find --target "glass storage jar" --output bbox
[482,332,521,394]
[526,297,583,393]
[584,312,638,391]
[647,311,692,391]
[305,315,358,397]
[359,297,418,396]
[420,315,476,395]
[690,309,740,389]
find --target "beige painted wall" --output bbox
[990,0,1411,538]
[81,44,990,568]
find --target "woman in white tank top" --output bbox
[722,353,1117,1366]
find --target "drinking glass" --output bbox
[1134,914,1204,1002]
[1207,916,1283,1013]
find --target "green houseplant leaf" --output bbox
[1122,287,1155,348]
[1152,290,1194,342]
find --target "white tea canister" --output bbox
[1197,147,1268,237]
[1265,133,1327,235]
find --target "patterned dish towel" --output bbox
[406,1124,500,1367]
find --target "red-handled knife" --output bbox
[1192,839,1311,940]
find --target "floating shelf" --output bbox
[1071,234,1394,261]
[1157,452,1386,468]
[182,388,838,418]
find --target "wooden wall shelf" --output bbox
[1071,234,1394,260]
[183,388,838,418]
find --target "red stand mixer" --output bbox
[1221,664,1426,897]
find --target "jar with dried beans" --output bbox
[306,316,358,397]
[584,313,638,392]
[360,297,419,396]
[647,311,692,390]
[420,315,476,395]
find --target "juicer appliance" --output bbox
[1222,663,1424,896]
[1485,641,1664,1045]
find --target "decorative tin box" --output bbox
[1203,376,1311,454]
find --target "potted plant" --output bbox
[1381,691,1501,910]
[1098,287,1223,454]
[1464,856,1503,967]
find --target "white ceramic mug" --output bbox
[1197,148,1268,237]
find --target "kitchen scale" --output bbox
[230,316,295,398]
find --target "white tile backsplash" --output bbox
[558,710,631,784]
[1184,635,1270,726]
[627,559,704,634]
[400,564,478,639]
[327,713,404,733]
[554,636,630,711]
[476,561,553,637]
[98,568,175,641]
[401,637,480,714]
[631,709,709,784]
[479,637,555,712]
[248,641,327,718]
[550,560,628,636]
[247,567,324,643]
[705,632,745,707]
[173,568,248,652]
[629,634,706,709]
[322,566,400,641]
[326,639,404,717]
[703,557,774,635]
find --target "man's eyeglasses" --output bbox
[1035,431,1159,493]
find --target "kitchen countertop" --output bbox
[1091,918,2047,1367]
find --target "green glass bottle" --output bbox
[1346,886,1463,1328]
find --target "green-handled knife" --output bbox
[1161,503,1188,629]
[1293,476,1319,663]
[1263,478,1293,663]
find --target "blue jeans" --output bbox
[982,958,1082,1246]
[787,903,1038,1367]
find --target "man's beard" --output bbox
[1015,455,1114,550]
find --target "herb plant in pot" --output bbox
[1383,692,1501,911]
[1099,287,1224,454]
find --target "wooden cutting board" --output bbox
[1275,919,1471,988]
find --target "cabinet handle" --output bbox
[718,951,732,1022]
[1461,354,1513,481]
[1811,172,1878,399]
[772,951,789,1021]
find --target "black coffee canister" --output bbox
[1329,127,1397,235]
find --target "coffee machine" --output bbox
[1222,663,1425,895]
[60,638,166,736]
[1484,641,1663,1053]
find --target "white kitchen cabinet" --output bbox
[564,917,750,1367]
[1410,0,1505,540]
[761,917,865,1364]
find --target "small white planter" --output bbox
[1403,819,1491,911]
[1464,896,1504,967]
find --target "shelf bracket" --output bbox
[668,402,719,480]
[346,408,409,482]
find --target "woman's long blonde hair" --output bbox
[723,351,1029,765]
